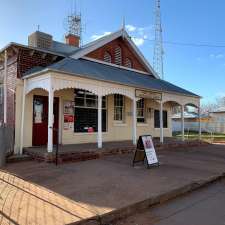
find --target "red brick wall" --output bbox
[0,58,17,126]
[85,37,148,73]
[17,48,63,78]
[0,47,63,127]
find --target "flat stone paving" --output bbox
[1,144,225,224]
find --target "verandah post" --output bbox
[132,98,137,145]
[160,100,164,143]
[97,95,102,148]
[181,104,185,141]
[20,79,27,154]
[47,86,54,152]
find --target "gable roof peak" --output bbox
[70,28,160,79]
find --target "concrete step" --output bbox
[7,154,32,163]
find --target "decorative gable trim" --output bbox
[71,29,160,79]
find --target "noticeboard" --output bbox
[133,135,159,168]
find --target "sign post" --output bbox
[133,135,159,168]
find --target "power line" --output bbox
[132,36,225,48]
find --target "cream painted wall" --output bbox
[14,86,173,151]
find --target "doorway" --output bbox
[32,95,59,146]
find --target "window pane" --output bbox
[136,99,145,123]
[114,94,124,121]
[75,98,85,107]
[154,110,160,128]
[86,98,97,108]
[154,110,168,128]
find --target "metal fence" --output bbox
[172,120,225,142]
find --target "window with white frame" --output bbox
[115,46,122,65]
[125,58,132,68]
[103,51,112,63]
[74,89,107,133]
[136,98,145,123]
[114,94,124,121]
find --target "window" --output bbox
[0,84,3,105]
[114,94,124,121]
[136,98,145,123]
[74,89,107,133]
[154,110,168,128]
[125,58,132,68]
[103,51,112,63]
[115,46,122,65]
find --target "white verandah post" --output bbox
[20,79,27,154]
[132,98,137,145]
[47,86,54,152]
[160,100,164,143]
[97,95,102,148]
[198,107,201,140]
[181,105,185,141]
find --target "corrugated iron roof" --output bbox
[23,57,199,97]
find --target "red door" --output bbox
[32,95,59,146]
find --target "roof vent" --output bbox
[28,31,53,50]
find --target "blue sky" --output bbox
[1,0,225,104]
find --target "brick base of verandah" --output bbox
[20,138,210,164]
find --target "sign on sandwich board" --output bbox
[133,135,159,168]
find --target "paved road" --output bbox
[117,179,225,225]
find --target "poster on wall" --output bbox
[64,115,74,130]
[64,101,74,114]
[63,101,74,130]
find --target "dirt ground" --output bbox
[1,144,225,224]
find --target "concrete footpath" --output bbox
[1,144,225,224]
[117,178,225,225]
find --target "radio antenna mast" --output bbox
[153,0,164,79]
[66,0,83,46]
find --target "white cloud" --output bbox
[210,53,224,59]
[131,37,145,46]
[125,24,136,32]
[126,24,154,46]
[90,31,111,41]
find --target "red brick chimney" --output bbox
[65,34,80,47]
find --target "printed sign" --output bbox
[135,89,162,101]
[133,135,159,168]
[141,135,158,165]
[64,101,74,114]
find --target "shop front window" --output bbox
[74,89,107,133]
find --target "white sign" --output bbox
[136,89,162,101]
[141,135,158,165]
